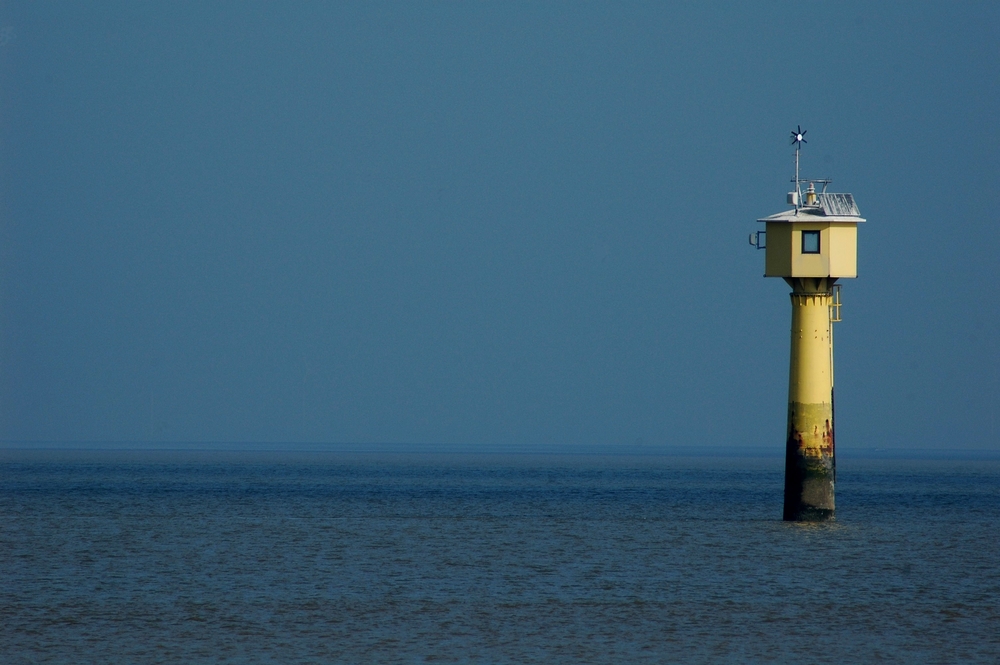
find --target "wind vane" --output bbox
[790,125,807,147]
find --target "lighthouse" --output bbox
[749,128,864,521]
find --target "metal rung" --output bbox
[829,284,842,322]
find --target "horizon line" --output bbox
[2,441,998,460]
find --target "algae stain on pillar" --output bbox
[748,128,865,521]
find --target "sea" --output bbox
[2,448,999,664]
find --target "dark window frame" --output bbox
[801,230,821,254]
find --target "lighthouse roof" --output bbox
[758,192,865,224]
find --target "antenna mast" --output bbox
[790,125,807,212]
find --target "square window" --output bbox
[802,230,820,254]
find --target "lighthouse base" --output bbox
[782,401,835,521]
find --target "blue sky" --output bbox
[0,2,997,451]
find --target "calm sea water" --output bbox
[2,450,998,664]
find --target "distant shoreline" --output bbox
[1,442,998,461]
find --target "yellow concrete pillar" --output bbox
[783,277,835,520]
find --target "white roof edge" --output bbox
[756,209,866,223]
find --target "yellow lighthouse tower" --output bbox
[749,127,864,521]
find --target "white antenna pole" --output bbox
[790,126,806,212]
[795,145,800,211]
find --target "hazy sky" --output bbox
[0,2,997,451]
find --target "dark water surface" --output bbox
[2,451,999,663]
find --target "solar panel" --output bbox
[817,192,860,217]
